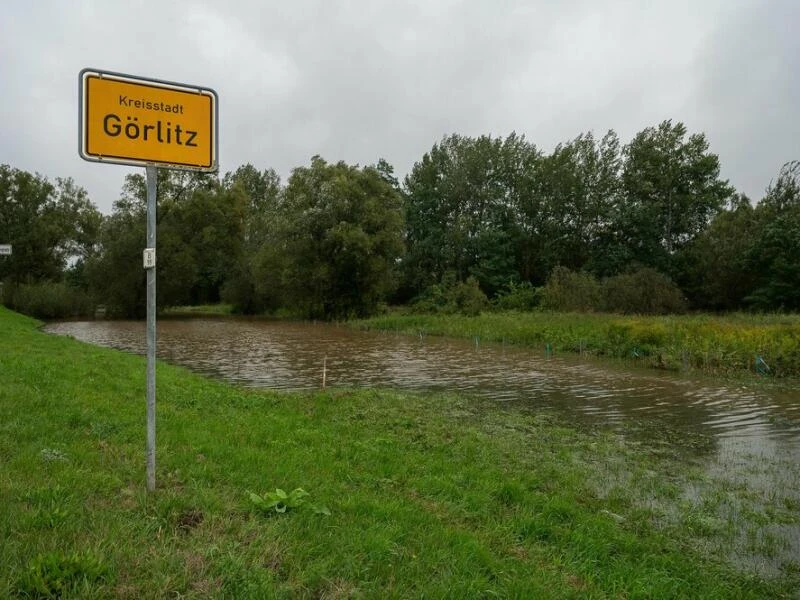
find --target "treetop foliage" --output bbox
[1,119,798,318]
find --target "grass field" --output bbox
[353,311,800,378]
[1,306,798,598]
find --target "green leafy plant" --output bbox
[247,487,330,516]
[492,281,541,311]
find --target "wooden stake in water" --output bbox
[322,355,327,388]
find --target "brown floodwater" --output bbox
[43,317,800,575]
[43,318,800,446]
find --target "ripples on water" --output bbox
[44,318,800,448]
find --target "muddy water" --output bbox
[44,318,800,445]
[44,317,800,575]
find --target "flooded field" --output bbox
[45,317,800,575]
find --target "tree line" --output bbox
[2,120,799,319]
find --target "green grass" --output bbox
[0,306,797,598]
[353,310,800,377]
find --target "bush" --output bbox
[452,277,489,316]
[541,267,603,312]
[411,274,489,316]
[4,281,93,319]
[493,281,541,311]
[538,267,688,315]
[603,268,687,315]
[221,268,262,315]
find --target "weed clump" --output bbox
[17,552,109,598]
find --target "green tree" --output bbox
[280,157,405,319]
[220,165,283,313]
[525,131,622,281]
[222,164,282,247]
[744,161,800,310]
[0,165,102,286]
[117,168,218,211]
[158,184,246,306]
[87,169,244,315]
[375,158,400,189]
[85,208,145,317]
[678,194,758,310]
[619,120,733,275]
[403,133,539,297]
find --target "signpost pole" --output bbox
[79,68,217,493]
[0,245,10,303]
[146,165,157,492]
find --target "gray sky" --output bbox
[1,0,797,214]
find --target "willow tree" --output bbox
[279,156,405,319]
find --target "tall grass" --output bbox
[354,311,800,377]
[3,281,93,319]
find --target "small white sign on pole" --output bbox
[143,248,156,269]
[0,244,12,255]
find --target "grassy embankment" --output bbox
[354,311,800,378]
[1,305,798,598]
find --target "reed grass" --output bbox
[354,311,800,377]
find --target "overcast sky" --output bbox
[1,0,798,214]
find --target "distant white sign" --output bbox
[143,247,156,269]
[0,245,12,255]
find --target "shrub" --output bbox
[541,267,603,312]
[452,277,488,316]
[493,281,541,311]
[603,268,687,315]
[221,269,262,315]
[4,281,93,319]
[411,274,489,316]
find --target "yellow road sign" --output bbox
[79,69,218,171]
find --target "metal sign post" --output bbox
[0,246,11,302]
[79,68,218,493]
[145,166,157,492]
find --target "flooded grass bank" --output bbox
[353,310,800,378]
[4,307,799,597]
